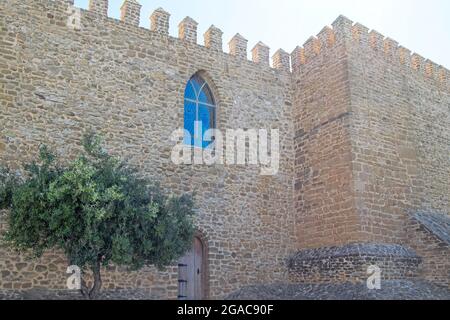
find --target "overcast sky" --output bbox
[74,0,450,68]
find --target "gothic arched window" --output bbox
[184,74,216,148]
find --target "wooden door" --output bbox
[178,237,205,300]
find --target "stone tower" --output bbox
[0,0,448,299]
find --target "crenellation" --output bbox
[352,23,369,43]
[303,36,321,60]
[369,30,385,51]
[331,15,353,41]
[179,17,198,44]
[424,60,438,79]
[316,26,335,48]
[444,68,450,91]
[1,0,297,300]
[411,53,425,72]
[89,0,108,17]
[204,25,223,51]
[252,42,270,66]
[432,62,443,82]
[438,66,447,85]
[120,0,141,27]
[229,33,248,60]
[150,7,170,36]
[272,49,290,72]
[397,46,412,67]
[346,19,446,81]
[383,37,399,56]
[1,0,449,299]
[291,46,305,72]
[64,1,445,82]
[51,1,445,82]
[446,68,450,88]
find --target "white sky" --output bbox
[75,0,450,68]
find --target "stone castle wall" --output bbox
[346,17,450,244]
[0,0,297,299]
[292,15,449,246]
[344,17,449,286]
[0,0,449,299]
[291,15,449,287]
[292,19,361,249]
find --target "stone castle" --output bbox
[0,0,449,299]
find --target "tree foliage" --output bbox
[0,134,196,299]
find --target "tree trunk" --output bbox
[89,260,102,300]
[79,260,103,300]
[80,277,90,299]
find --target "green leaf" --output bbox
[2,132,196,279]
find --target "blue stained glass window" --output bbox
[184,81,196,101]
[184,75,216,148]
[184,101,196,146]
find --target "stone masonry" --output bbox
[0,0,449,299]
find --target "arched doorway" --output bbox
[178,236,207,300]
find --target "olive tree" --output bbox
[0,134,195,299]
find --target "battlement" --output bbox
[55,0,290,72]
[10,1,450,84]
[46,0,291,72]
[350,18,448,84]
[1,0,449,299]
[291,15,449,89]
